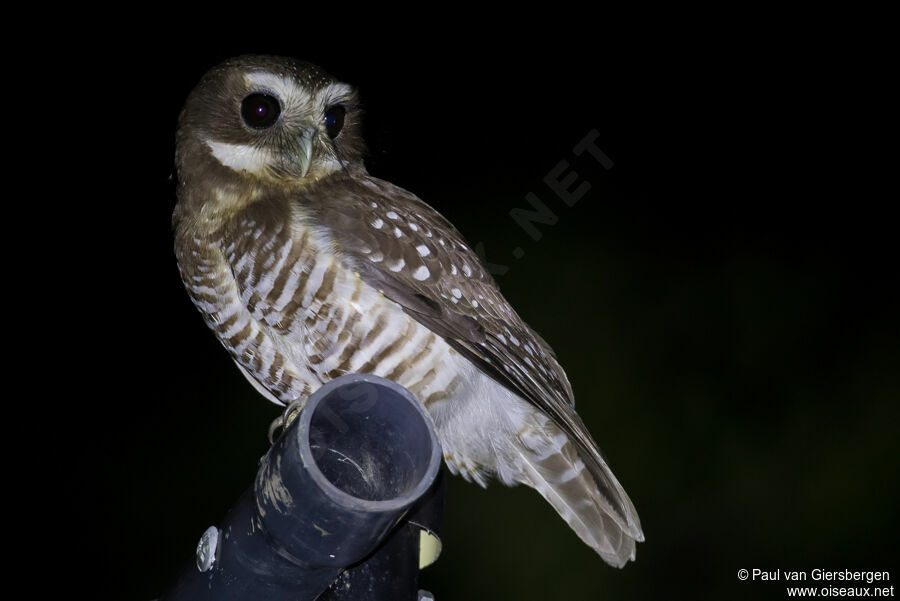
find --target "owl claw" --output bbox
[267,398,306,444]
[266,415,284,445]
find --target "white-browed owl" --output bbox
[173,55,643,566]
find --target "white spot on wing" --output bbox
[372,218,384,229]
[389,258,406,272]
[413,266,430,280]
[386,211,400,220]
[416,245,430,257]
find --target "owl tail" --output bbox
[511,418,644,567]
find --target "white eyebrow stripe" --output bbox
[206,140,271,173]
[322,82,354,103]
[244,72,309,105]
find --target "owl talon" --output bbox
[267,399,306,444]
[266,415,284,445]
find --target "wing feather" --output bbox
[299,170,642,539]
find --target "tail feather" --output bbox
[515,420,643,567]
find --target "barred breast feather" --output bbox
[175,193,462,411]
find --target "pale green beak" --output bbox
[295,128,316,178]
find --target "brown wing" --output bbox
[300,170,638,535]
[304,173,572,403]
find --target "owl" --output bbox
[173,55,643,566]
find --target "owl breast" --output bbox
[174,201,466,412]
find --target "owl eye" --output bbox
[324,105,346,139]
[241,93,281,129]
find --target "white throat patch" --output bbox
[206,140,271,173]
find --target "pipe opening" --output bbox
[308,380,435,502]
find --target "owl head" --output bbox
[176,55,364,187]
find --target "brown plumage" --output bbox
[174,55,644,566]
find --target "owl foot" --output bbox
[267,398,306,445]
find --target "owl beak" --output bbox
[295,128,316,178]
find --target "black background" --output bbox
[82,19,897,601]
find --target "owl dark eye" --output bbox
[324,105,346,139]
[241,93,281,129]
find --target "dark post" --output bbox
[159,374,443,601]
